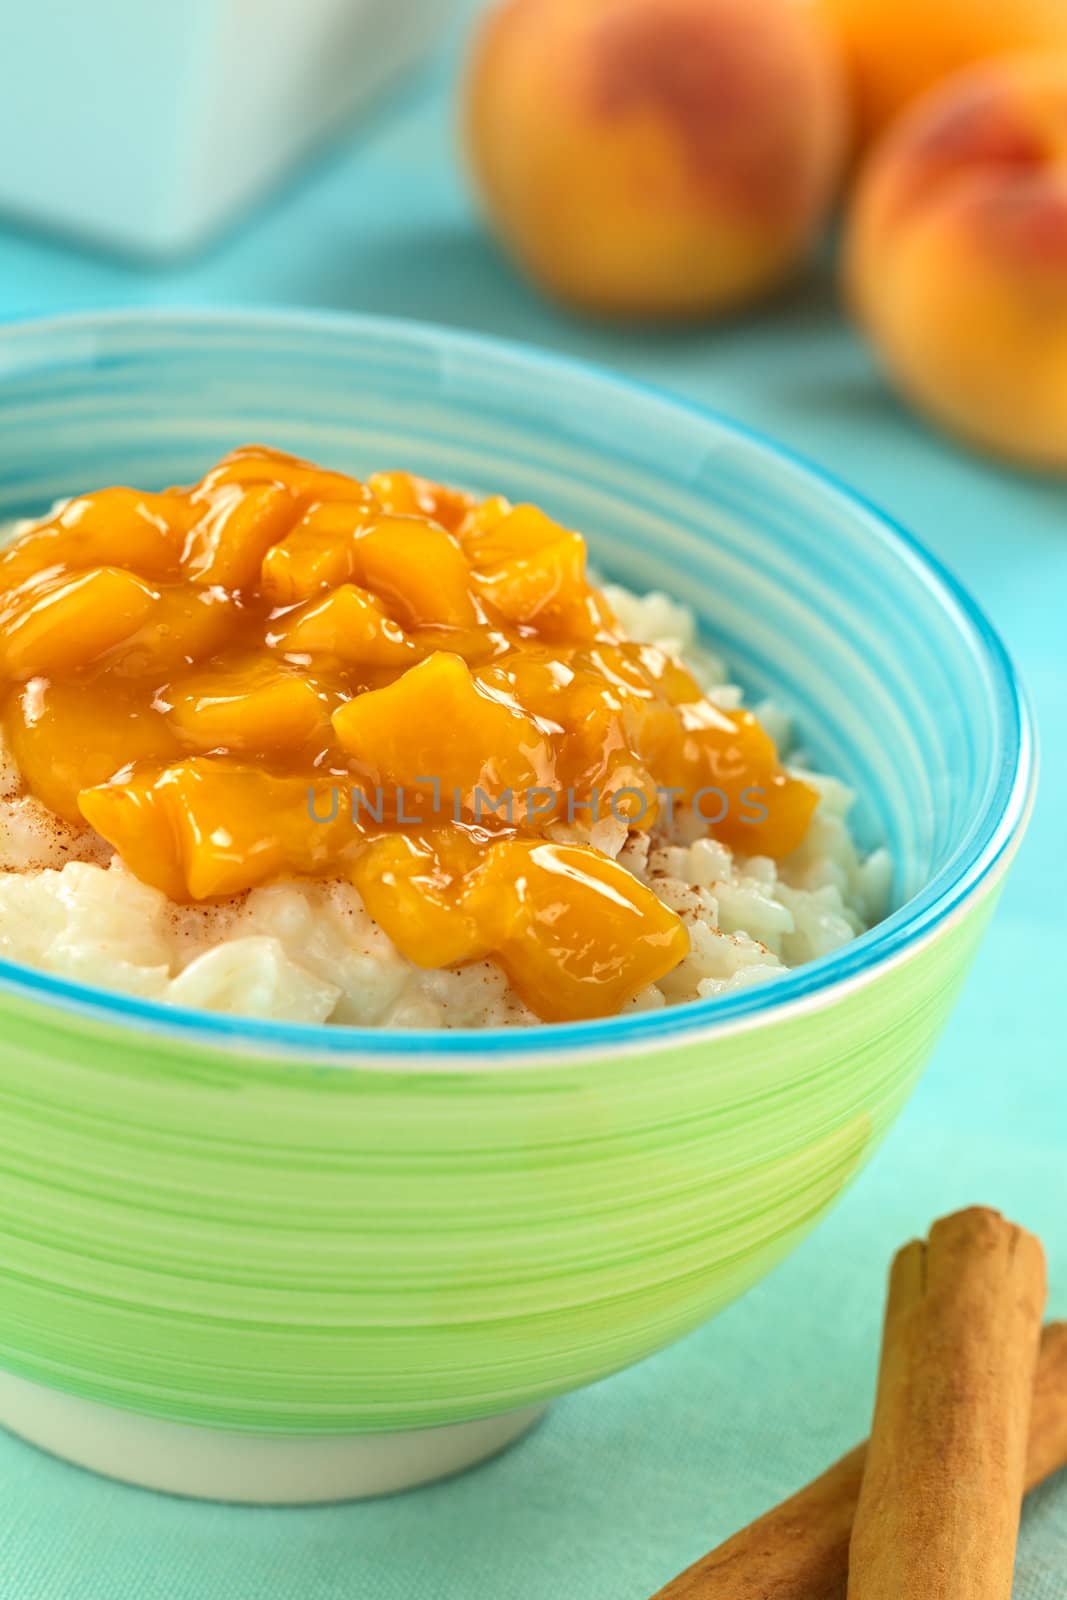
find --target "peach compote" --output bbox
[0,448,816,1023]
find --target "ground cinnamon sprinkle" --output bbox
[652,1209,1062,1600]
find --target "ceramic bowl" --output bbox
[0,311,1035,1501]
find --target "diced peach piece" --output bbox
[0,567,159,680]
[259,501,379,604]
[455,494,513,543]
[0,490,189,591]
[367,471,477,533]
[77,775,191,901]
[79,760,358,901]
[331,650,551,809]
[473,839,689,1019]
[644,699,817,858]
[464,503,599,633]
[267,510,474,627]
[460,501,553,568]
[182,482,297,589]
[351,832,689,1017]
[168,660,326,754]
[79,761,289,901]
[732,767,818,860]
[193,446,375,508]
[351,831,495,968]
[4,677,183,824]
[108,587,237,676]
[349,517,479,628]
[161,764,291,899]
[276,585,419,666]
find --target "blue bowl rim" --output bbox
[0,306,1037,1063]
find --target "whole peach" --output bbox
[816,0,1067,151]
[464,0,847,319]
[845,57,1067,470]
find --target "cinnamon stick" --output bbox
[848,1207,1046,1599]
[650,1257,1063,1600]
[1027,1321,1067,1486]
[648,1443,867,1600]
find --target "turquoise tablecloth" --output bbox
[1,16,1065,1598]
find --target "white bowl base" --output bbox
[0,1372,547,1503]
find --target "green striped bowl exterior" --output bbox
[0,896,996,1432]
